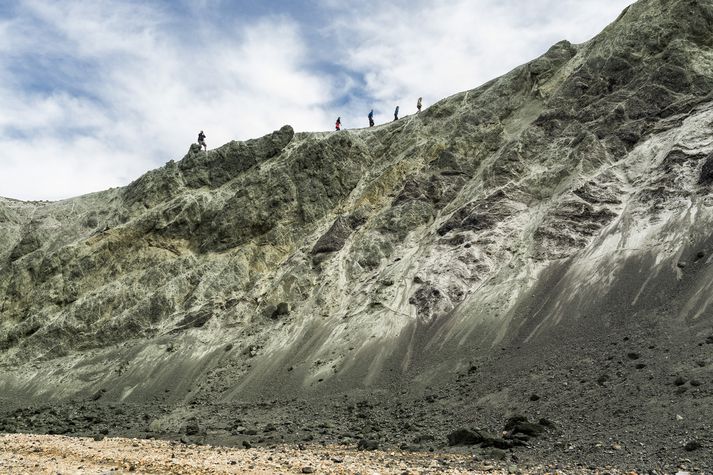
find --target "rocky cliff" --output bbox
[2,0,713,469]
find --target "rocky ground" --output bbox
[0,433,480,475]
[0,433,683,474]
[1,320,710,473]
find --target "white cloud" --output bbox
[322,0,632,127]
[0,1,333,200]
[0,0,633,201]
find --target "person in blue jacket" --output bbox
[368,109,374,127]
[393,106,399,121]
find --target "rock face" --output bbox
[1,0,713,468]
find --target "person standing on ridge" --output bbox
[368,109,374,127]
[417,97,422,112]
[394,106,399,121]
[335,117,341,131]
[197,130,207,151]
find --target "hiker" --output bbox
[368,109,374,127]
[197,130,207,151]
[394,106,399,121]
[335,117,341,131]
[417,97,422,112]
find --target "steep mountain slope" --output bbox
[2,0,713,469]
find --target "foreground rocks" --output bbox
[0,433,681,474]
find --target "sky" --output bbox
[0,0,632,201]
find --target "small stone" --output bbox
[689,379,701,387]
[242,440,252,449]
[92,434,105,442]
[626,352,640,360]
[447,428,484,446]
[538,418,555,427]
[684,441,701,451]
[357,438,379,451]
[399,443,419,452]
[301,467,315,474]
[529,394,540,401]
[611,443,622,450]
[674,376,687,386]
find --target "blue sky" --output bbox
[0,0,632,201]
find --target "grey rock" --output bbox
[357,439,379,451]
[312,216,355,254]
[684,441,702,451]
[447,428,485,446]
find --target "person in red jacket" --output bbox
[335,117,341,131]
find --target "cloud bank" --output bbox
[0,0,631,200]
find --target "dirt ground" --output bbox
[0,433,657,475]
